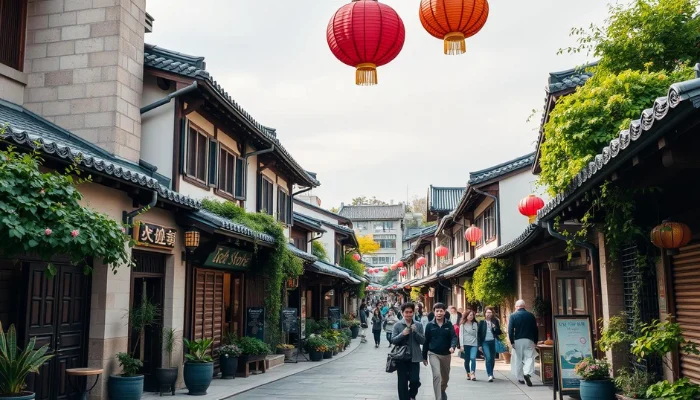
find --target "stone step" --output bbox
[265,354,286,370]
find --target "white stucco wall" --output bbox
[498,170,549,244]
[141,76,175,181]
[293,201,342,262]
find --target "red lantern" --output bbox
[327,0,406,86]
[435,245,448,258]
[352,253,361,261]
[393,284,397,289]
[390,264,398,271]
[383,266,389,273]
[400,269,407,276]
[518,194,545,223]
[396,261,404,268]
[465,225,482,246]
[416,256,427,269]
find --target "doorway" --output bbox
[550,271,593,316]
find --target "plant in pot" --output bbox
[613,368,656,400]
[182,338,214,395]
[574,357,614,400]
[236,337,270,376]
[154,328,180,396]
[275,344,296,361]
[322,338,334,359]
[0,323,53,400]
[305,336,327,362]
[348,320,360,339]
[498,335,511,364]
[217,344,241,380]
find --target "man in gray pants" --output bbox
[508,299,538,386]
[422,303,458,400]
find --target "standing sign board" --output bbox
[246,307,265,341]
[328,307,341,329]
[281,308,298,334]
[553,315,594,399]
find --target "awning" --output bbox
[292,212,324,233]
[287,244,317,263]
[307,260,360,283]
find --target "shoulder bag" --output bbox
[389,329,413,362]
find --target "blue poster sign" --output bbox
[553,315,593,394]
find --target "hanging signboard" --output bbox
[246,307,265,341]
[328,306,341,329]
[553,315,593,396]
[204,245,253,270]
[281,308,298,334]
[132,221,176,250]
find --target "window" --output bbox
[0,0,27,71]
[277,188,290,224]
[374,221,394,232]
[356,222,368,230]
[186,125,208,182]
[453,228,464,255]
[376,238,396,249]
[371,256,395,265]
[260,177,274,215]
[475,205,496,246]
[217,147,236,196]
[234,158,245,199]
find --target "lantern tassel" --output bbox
[356,63,377,86]
[528,215,536,224]
[444,32,466,55]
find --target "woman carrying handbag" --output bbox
[477,307,502,382]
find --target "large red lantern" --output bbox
[435,245,449,258]
[383,266,389,273]
[651,220,692,255]
[396,261,404,268]
[400,269,407,276]
[416,256,427,269]
[465,225,482,246]
[518,194,545,224]
[352,253,361,261]
[327,0,406,85]
[419,0,489,55]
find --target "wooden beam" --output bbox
[662,148,700,169]
[184,98,205,116]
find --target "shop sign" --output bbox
[553,315,593,395]
[204,245,253,270]
[133,221,176,250]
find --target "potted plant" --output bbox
[236,337,270,376]
[305,336,327,362]
[275,344,296,361]
[0,323,53,400]
[154,328,179,396]
[182,338,214,395]
[217,344,241,380]
[322,338,333,359]
[613,368,656,399]
[499,336,511,364]
[349,320,360,339]
[574,357,614,400]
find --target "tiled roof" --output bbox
[143,44,319,188]
[428,186,465,213]
[0,100,200,209]
[321,220,355,236]
[538,77,700,221]
[338,204,405,221]
[469,152,535,185]
[546,62,597,94]
[309,260,357,282]
[404,225,437,242]
[188,209,275,243]
[292,212,324,232]
[287,244,317,263]
[292,198,351,224]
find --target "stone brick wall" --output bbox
[24,0,146,162]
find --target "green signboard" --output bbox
[203,245,253,270]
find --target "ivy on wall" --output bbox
[472,258,515,307]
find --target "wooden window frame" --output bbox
[475,204,497,248]
[0,0,28,72]
[184,122,210,188]
[260,176,274,216]
[277,187,290,225]
[216,145,237,199]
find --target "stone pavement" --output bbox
[232,335,554,400]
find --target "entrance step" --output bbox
[266,354,285,370]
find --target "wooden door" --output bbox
[25,263,89,400]
[192,268,224,351]
[672,243,700,383]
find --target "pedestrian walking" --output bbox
[449,306,461,341]
[371,308,383,348]
[459,310,479,381]
[359,303,368,344]
[381,302,389,316]
[422,303,458,400]
[477,307,502,382]
[384,308,399,347]
[391,302,425,400]
[508,299,538,386]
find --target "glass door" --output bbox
[551,272,593,316]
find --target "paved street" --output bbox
[233,334,553,400]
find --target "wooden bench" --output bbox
[237,355,266,378]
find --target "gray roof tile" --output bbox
[469,153,535,185]
[428,186,465,213]
[338,204,405,220]
[546,63,597,94]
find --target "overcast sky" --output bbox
[146,0,610,209]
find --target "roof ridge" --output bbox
[469,152,535,176]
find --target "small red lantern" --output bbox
[352,253,361,261]
[518,194,545,224]
[465,225,482,246]
[416,256,427,269]
[393,284,397,289]
[435,245,449,258]
[390,264,398,271]
[327,0,406,85]
[651,220,692,255]
[400,269,407,276]
[396,261,404,268]
[383,266,389,273]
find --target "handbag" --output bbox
[385,354,397,373]
[389,343,412,362]
[495,340,507,354]
[361,322,368,329]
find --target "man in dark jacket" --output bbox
[508,299,538,386]
[422,303,458,400]
[359,304,368,343]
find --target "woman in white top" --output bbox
[459,310,479,381]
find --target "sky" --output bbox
[145,0,611,210]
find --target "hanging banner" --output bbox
[553,315,593,395]
[132,221,176,250]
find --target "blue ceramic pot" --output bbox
[183,362,213,396]
[580,379,615,400]
[108,375,144,400]
[2,393,36,400]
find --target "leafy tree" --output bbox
[311,240,328,261]
[472,258,515,306]
[329,206,339,213]
[351,196,388,206]
[406,196,428,226]
[357,234,380,255]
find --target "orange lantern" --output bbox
[651,220,692,255]
[435,245,448,258]
[465,225,482,246]
[352,253,361,261]
[419,0,490,55]
[518,194,545,224]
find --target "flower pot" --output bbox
[323,350,332,359]
[108,375,144,400]
[502,352,511,364]
[183,362,213,396]
[309,350,323,361]
[580,379,615,400]
[350,326,359,339]
[154,367,178,396]
[219,354,238,379]
[0,392,35,400]
[236,355,249,374]
[276,348,295,361]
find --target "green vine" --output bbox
[472,258,515,306]
[463,277,476,304]
[311,240,328,261]
[201,199,303,348]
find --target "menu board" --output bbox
[246,307,265,341]
[328,307,341,329]
[281,308,298,334]
[553,315,593,395]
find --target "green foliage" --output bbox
[559,0,700,74]
[217,344,242,357]
[472,258,515,306]
[410,287,422,302]
[0,323,53,395]
[306,335,331,352]
[162,328,179,368]
[201,199,303,349]
[463,278,476,304]
[613,368,657,399]
[236,337,270,356]
[183,338,213,363]
[631,317,700,362]
[340,253,366,298]
[115,352,143,377]
[540,67,694,195]
[312,241,328,261]
[532,296,551,317]
[129,297,160,356]
[646,377,700,400]
[598,314,634,352]
[0,146,133,277]
[574,357,610,381]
